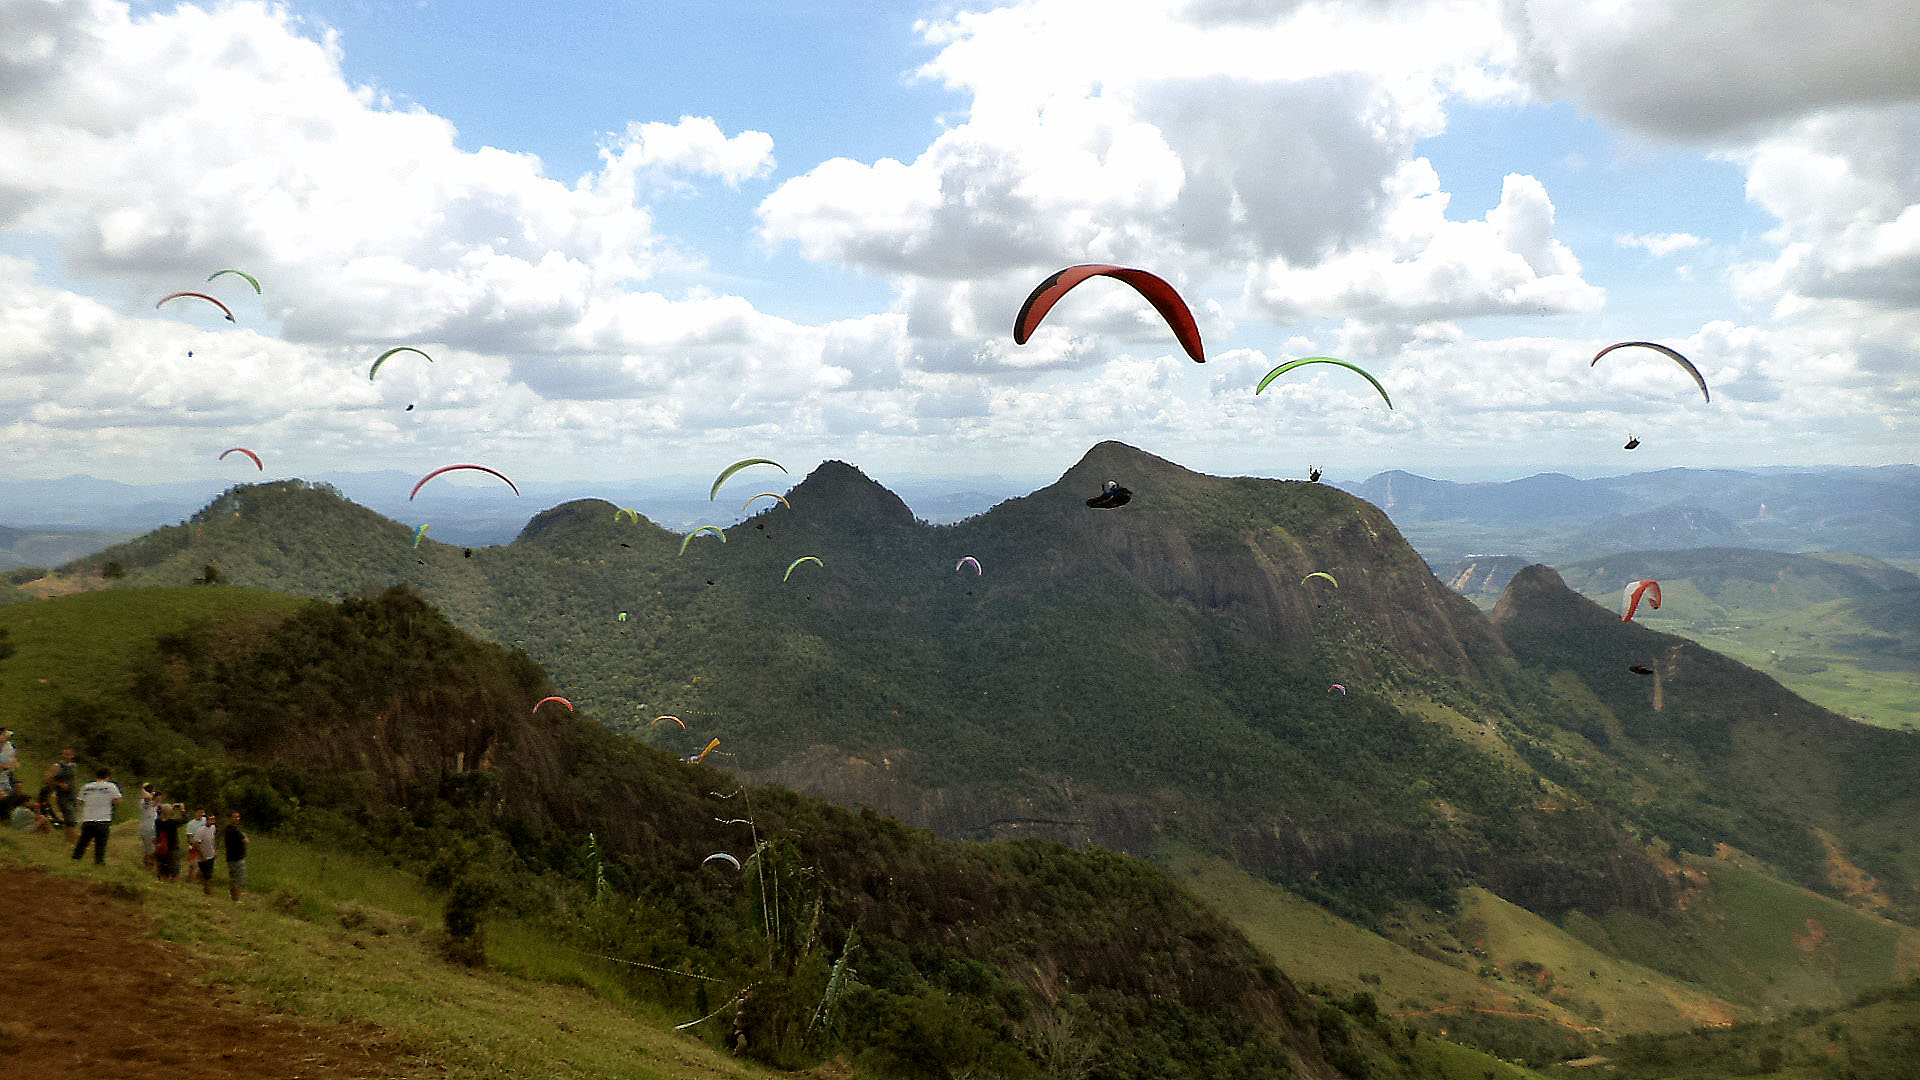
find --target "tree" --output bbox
[101,561,126,580]
[198,564,222,586]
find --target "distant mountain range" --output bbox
[0,471,1036,546]
[0,524,135,571]
[9,463,1912,567]
[1336,465,1920,565]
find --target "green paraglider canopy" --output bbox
[783,555,823,582]
[678,526,727,556]
[370,347,433,380]
[206,269,261,294]
[1301,571,1338,588]
[710,458,786,500]
[1256,357,1392,409]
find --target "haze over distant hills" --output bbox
[10,463,1913,567]
[1336,465,1920,565]
[0,471,1039,546]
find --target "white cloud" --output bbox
[1502,0,1920,138]
[1729,105,1920,315]
[3,0,1913,483]
[1617,231,1702,256]
[0,0,781,361]
[595,116,775,190]
[1248,169,1603,322]
[760,0,1578,355]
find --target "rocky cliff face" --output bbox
[965,441,1510,679]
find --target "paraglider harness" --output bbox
[1086,480,1132,509]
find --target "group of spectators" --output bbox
[1,729,249,901]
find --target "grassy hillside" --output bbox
[0,586,306,749]
[0,831,781,1080]
[1572,979,1920,1080]
[1163,846,1722,1042]
[1164,841,1920,1064]
[1490,566,1920,921]
[1568,854,1920,1014]
[13,583,1536,1079]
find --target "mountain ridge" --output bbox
[56,446,1920,934]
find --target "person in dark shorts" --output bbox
[45,748,79,845]
[154,803,184,881]
[71,767,122,865]
[187,809,219,895]
[222,811,248,902]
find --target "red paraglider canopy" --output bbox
[1622,579,1663,622]
[1014,264,1204,363]
[409,464,521,500]
[218,447,263,471]
[156,291,236,322]
[532,696,573,715]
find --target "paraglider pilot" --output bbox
[1086,480,1132,509]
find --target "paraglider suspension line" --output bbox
[551,945,724,982]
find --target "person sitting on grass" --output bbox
[30,786,59,833]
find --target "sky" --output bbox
[3,0,1918,499]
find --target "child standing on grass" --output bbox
[222,811,248,902]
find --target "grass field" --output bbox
[0,824,778,1080]
[1572,853,1920,1016]
[1162,839,1920,1068]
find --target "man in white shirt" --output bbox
[71,767,122,865]
[187,810,220,895]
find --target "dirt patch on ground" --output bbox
[1814,828,1892,914]
[0,865,403,1076]
[16,573,103,600]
